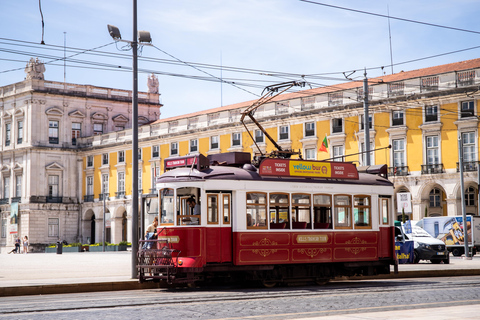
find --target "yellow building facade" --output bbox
[79,58,480,244]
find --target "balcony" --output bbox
[421,164,444,174]
[149,188,158,195]
[11,197,21,203]
[0,198,9,205]
[115,191,126,199]
[99,193,110,201]
[46,196,63,203]
[388,166,409,176]
[457,161,480,172]
[84,195,94,202]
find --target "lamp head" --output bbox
[138,30,152,44]
[107,24,122,40]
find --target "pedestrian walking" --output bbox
[23,236,28,254]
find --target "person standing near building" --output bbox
[23,236,28,254]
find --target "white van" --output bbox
[404,225,449,264]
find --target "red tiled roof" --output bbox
[154,58,480,124]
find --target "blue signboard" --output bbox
[395,240,414,264]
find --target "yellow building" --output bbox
[80,58,480,243]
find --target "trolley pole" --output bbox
[458,134,470,259]
[363,69,370,166]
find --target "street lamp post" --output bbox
[107,0,151,278]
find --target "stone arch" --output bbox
[420,183,447,217]
[82,209,96,244]
[111,205,128,244]
[393,185,412,221]
[455,181,479,216]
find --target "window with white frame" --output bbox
[15,175,21,198]
[17,120,23,144]
[5,123,11,146]
[461,101,475,118]
[117,172,125,193]
[392,110,404,126]
[49,120,59,144]
[190,139,198,153]
[333,145,344,162]
[305,122,315,137]
[361,114,372,130]
[255,130,264,143]
[72,122,81,145]
[279,125,289,140]
[87,155,93,167]
[152,145,160,158]
[426,136,439,165]
[93,123,103,135]
[210,136,219,150]
[170,142,178,155]
[393,139,405,167]
[305,148,316,160]
[462,132,476,163]
[1,218,6,238]
[48,175,59,198]
[151,164,159,190]
[332,118,343,133]
[3,177,10,199]
[48,218,59,237]
[138,148,142,160]
[425,105,438,122]
[232,132,241,146]
[87,176,93,195]
[360,141,374,166]
[102,153,109,165]
[429,188,441,207]
[465,186,476,207]
[118,150,125,163]
[102,174,109,194]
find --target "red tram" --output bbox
[140,152,396,286]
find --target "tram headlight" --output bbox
[178,259,183,266]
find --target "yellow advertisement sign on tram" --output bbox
[289,160,331,177]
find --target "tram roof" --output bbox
[156,165,393,187]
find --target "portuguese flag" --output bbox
[319,135,328,152]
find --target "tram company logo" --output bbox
[259,158,358,179]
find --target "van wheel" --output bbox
[413,250,420,264]
[452,248,463,257]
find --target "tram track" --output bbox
[1,277,480,316]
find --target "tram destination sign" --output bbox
[259,158,358,180]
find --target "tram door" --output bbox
[205,192,232,263]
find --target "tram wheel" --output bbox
[315,278,330,286]
[261,280,277,288]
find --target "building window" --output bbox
[190,139,198,153]
[1,218,6,238]
[425,105,438,122]
[426,136,439,165]
[255,130,264,143]
[458,70,475,86]
[118,172,125,193]
[87,155,93,167]
[49,120,59,144]
[48,175,59,198]
[332,118,343,133]
[152,145,160,158]
[102,153,109,165]
[48,218,59,237]
[232,132,241,146]
[465,187,476,207]
[360,141,374,166]
[15,175,21,198]
[17,120,23,144]
[393,139,405,168]
[334,195,351,229]
[93,123,103,135]
[392,110,404,126]
[333,145,344,162]
[5,123,11,146]
[3,177,10,199]
[305,148,316,160]
[102,174,109,194]
[138,148,142,160]
[462,132,476,163]
[429,188,441,207]
[87,176,93,196]
[118,151,125,163]
[72,122,81,145]
[461,101,475,118]
[305,122,315,137]
[170,142,178,155]
[210,136,219,150]
[328,92,343,106]
[279,125,289,140]
[151,165,159,191]
[361,114,372,129]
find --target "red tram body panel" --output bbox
[142,152,396,285]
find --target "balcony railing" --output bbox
[115,191,126,199]
[84,195,94,202]
[457,161,480,172]
[46,196,63,203]
[421,164,444,174]
[99,193,110,201]
[11,197,21,203]
[149,188,158,195]
[388,166,409,176]
[0,198,9,205]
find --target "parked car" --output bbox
[404,225,449,264]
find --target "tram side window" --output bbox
[313,194,332,229]
[207,194,219,224]
[269,193,289,229]
[246,192,267,229]
[334,195,352,229]
[380,198,389,225]
[160,188,174,225]
[177,187,201,225]
[223,194,231,224]
[292,194,311,229]
[354,195,371,228]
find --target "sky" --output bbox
[1,0,480,119]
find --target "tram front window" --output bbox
[160,188,174,225]
[177,187,201,225]
[246,192,267,229]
